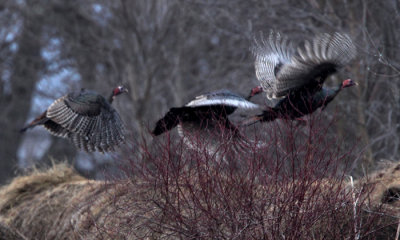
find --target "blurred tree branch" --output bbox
[0,0,397,180]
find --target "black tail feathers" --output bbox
[20,122,41,133]
[20,111,48,133]
[20,126,30,133]
[151,108,184,136]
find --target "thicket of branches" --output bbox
[0,115,398,239]
[114,113,395,239]
[1,0,400,183]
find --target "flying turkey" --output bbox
[245,32,357,124]
[152,89,261,136]
[21,86,128,153]
[152,89,262,156]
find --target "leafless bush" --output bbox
[115,110,395,239]
[1,119,399,238]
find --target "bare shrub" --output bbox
[117,110,395,239]
[0,140,398,239]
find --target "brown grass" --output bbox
[355,162,400,209]
[0,221,27,240]
[0,162,399,239]
[0,163,160,239]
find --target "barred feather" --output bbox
[253,31,294,99]
[44,90,125,152]
[43,120,70,138]
[22,87,127,153]
[253,32,356,99]
[282,32,356,90]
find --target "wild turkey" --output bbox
[152,89,261,156]
[21,86,128,153]
[152,89,260,136]
[246,32,357,124]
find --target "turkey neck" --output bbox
[320,82,343,103]
[108,92,115,104]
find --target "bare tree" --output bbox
[0,1,46,183]
[0,0,397,180]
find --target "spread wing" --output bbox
[254,32,356,99]
[67,111,125,153]
[46,91,125,152]
[153,90,259,136]
[43,119,71,138]
[46,91,104,135]
[186,89,259,109]
[253,32,294,99]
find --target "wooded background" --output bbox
[0,0,399,184]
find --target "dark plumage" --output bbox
[21,86,128,153]
[247,32,357,124]
[152,89,260,137]
[152,89,262,159]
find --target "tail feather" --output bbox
[20,111,48,133]
[151,108,184,136]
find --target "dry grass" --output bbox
[0,163,160,239]
[355,162,400,209]
[0,162,399,239]
[0,221,26,240]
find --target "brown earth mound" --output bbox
[355,162,400,209]
[0,164,161,239]
[0,162,399,239]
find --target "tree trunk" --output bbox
[0,14,44,184]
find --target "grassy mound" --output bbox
[356,162,400,208]
[0,161,398,239]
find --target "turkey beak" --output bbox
[124,88,129,93]
[350,80,358,87]
[345,79,358,87]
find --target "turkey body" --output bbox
[250,32,357,123]
[21,87,127,153]
[262,86,345,121]
[152,89,260,156]
[152,89,259,136]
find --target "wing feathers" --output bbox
[253,31,294,99]
[186,89,260,109]
[186,98,259,109]
[45,94,125,152]
[254,32,356,99]
[43,120,70,138]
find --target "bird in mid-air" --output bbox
[245,32,357,124]
[21,86,128,153]
[152,89,262,155]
